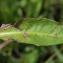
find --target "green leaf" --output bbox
[0,18,63,46]
[19,18,63,46]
